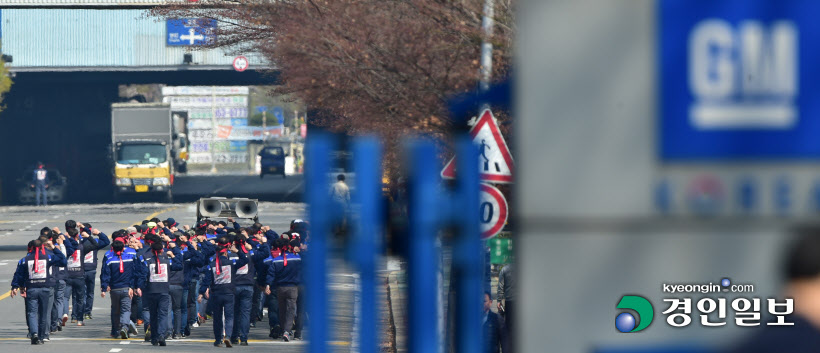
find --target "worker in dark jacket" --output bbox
[168,233,205,339]
[30,162,49,206]
[229,233,269,345]
[81,222,110,320]
[259,234,284,338]
[483,292,505,353]
[178,233,206,337]
[265,238,302,342]
[49,230,75,333]
[137,240,182,346]
[65,226,98,326]
[12,239,67,344]
[101,237,141,339]
[11,241,47,338]
[198,237,249,347]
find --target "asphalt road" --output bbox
[7,174,305,206]
[0,202,357,353]
[171,174,304,203]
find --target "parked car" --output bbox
[17,168,68,204]
[259,146,287,178]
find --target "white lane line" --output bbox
[284,181,305,199]
[119,341,131,345]
[351,273,361,352]
[109,349,122,352]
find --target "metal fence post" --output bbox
[306,135,480,353]
[453,137,482,353]
[408,140,442,353]
[305,134,333,353]
[351,137,383,353]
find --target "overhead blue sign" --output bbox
[272,106,284,125]
[166,19,216,46]
[660,0,820,160]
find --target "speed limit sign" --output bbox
[480,184,508,239]
[233,56,249,72]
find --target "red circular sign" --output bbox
[233,56,249,72]
[480,184,508,239]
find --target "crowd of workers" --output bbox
[9,217,307,347]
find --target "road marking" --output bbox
[119,341,131,345]
[210,178,245,195]
[284,181,305,199]
[0,337,350,345]
[109,349,122,352]
[131,206,181,226]
[0,290,11,302]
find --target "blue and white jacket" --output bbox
[100,247,139,291]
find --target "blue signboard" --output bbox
[229,141,248,152]
[660,0,820,160]
[272,106,285,125]
[166,19,216,46]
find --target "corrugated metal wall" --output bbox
[1,0,184,6]
[0,9,267,69]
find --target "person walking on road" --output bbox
[11,239,67,345]
[101,237,141,339]
[30,162,50,206]
[138,239,182,346]
[229,232,269,345]
[199,237,249,347]
[265,238,302,342]
[497,263,516,352]
[81,222,110,321]
[65,223,99,327]
[330,174,350,235]
[483,291,505,353]
[49,230,71,333]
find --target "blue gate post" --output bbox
[452,137,482,353]
[351,137,383,353]
[305,134,334,353]
[408,138,482,353]
[408,140,443,353]
[306,134,480,353]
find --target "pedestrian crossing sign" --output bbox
[441,109,514,183]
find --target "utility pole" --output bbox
[210,86,217,173]
[480,0,495,95]
[262,110,268,142]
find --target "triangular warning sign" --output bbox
[441,109,514,183]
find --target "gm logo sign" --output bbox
[689,20,797,129]
[660,0,820,160]
[615,295,654,333]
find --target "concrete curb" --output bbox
[387,271,407,353]
[385,276,398,353]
